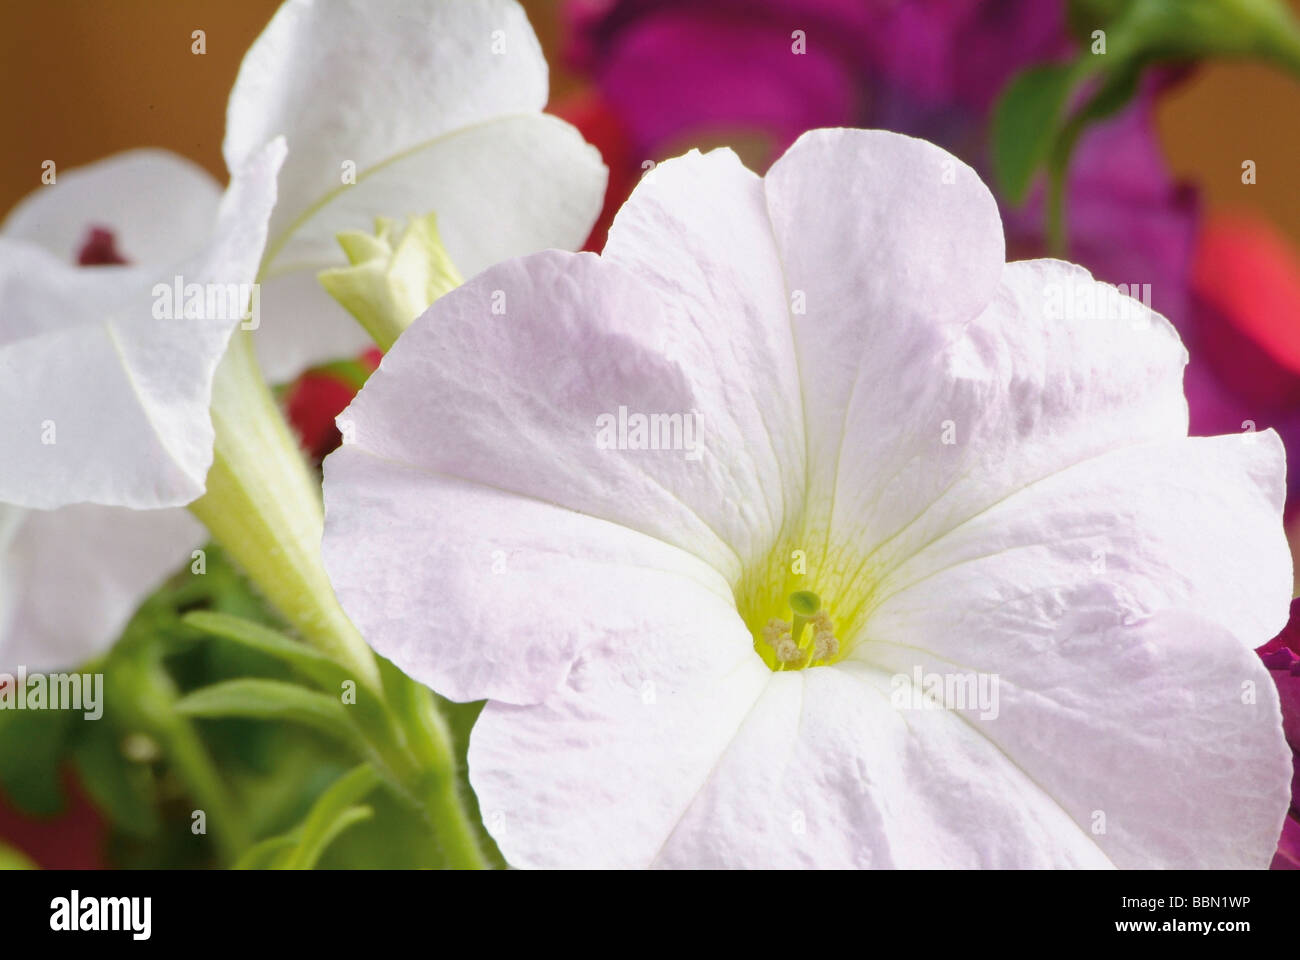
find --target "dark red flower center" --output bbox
[76,226,128,266]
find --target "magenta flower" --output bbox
[565,0,1068,162]
[1260,601,1300,867]
[564,0,1197,328]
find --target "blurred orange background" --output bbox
[3,0,1300,243]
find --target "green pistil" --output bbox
[788,590,820,650]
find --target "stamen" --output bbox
[775,634,806,667]
[813,630,839,662]
[761,619,791,646]
[759,594,840,669]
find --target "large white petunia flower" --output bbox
[322,129,1294,868]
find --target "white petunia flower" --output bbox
[322,129,1294,868]
[0,502,204,673]
[0,0,604,512]
[226,0,606,381]
[0,143,283,670]
[2,0,607,415]
[0,0,604,671]
[2,149,223,267]
[0,0,603,507]
[0,143,282,510]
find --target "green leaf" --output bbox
[287,805,374,870]
[0,705,75,815]
[235,765,381,870]
[234,834,300,870]
[69,722,159,838]
[309,786,448,868]
[181,612,400,761]
[283,764,381,869]
[173,679,367,756]
[182,612,353,692]
[991,63,1082,205]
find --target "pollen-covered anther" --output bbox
[812,630,839,662]
[761,619,791,647]
[757,595,840,668]
[775,634,806,665]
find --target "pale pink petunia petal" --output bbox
[867,433,1291,658]
[328,248,780,584]
[470,606,1285,868]
[323,451,731,705]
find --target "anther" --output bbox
[776,635,806,666]
[762,619,791,646]
[813,631,839,662]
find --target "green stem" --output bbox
[1045,116,1087,260]
[418,768,490,870]
[121,656,249,864]
[1266,19,1300,77]
[384,667,489,869]
[189,331,381,691]
[1234,0,1300,78]
[1046,164,1067,259]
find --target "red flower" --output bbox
[1191,214,1300,412]
[284,348,382,465]
[0,772,105,870]
[550,89,637,252]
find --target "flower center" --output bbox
[77,226,127,266]
[757,590,840,671]
[735,534,882,672]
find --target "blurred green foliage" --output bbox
[0,545,501,869]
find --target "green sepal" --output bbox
[991,62,1084,207]
[236,764,381,870]
[173,678,368,757]
[182,612,354,693]
[281,764,381,869]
